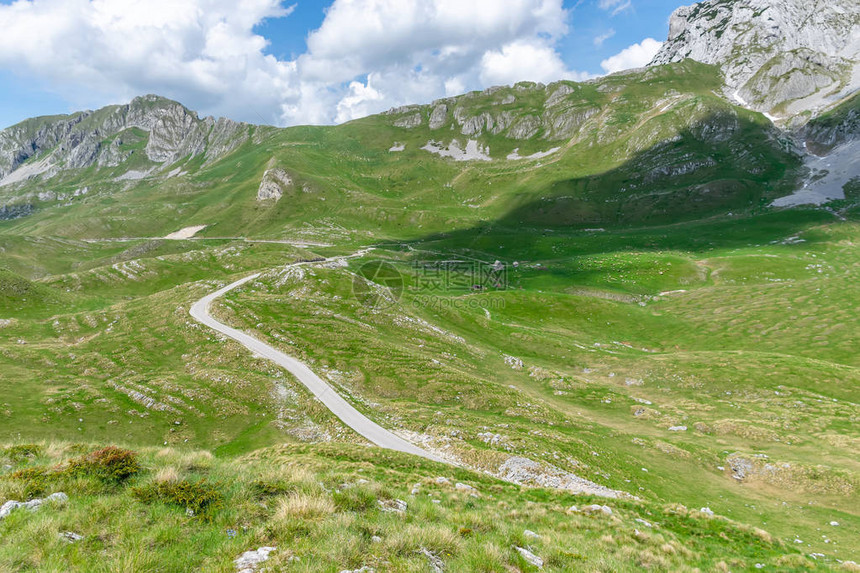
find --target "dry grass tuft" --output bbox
[154,466,180,484]
[273,492,335,521]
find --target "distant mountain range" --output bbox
[0,0,857,233]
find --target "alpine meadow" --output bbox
[0,0,859,571]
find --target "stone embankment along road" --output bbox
[189,267,442,463]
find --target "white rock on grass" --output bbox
[700,507,715,516]
[524,529,541,539]
[340,567,375,573]
[421,548,445,573]
[0,492,68,520]
[668,425,687,432]
[421,139,491,162]
[515,546,544,568]
[377,499,407,513]
[59,531,84,543]
[582,504,613,516]
[454,482,477,493]
[497,456,629,499]
[235,546,276,573]
[435,477,450,485]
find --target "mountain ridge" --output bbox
[0,95,253,185]
[649,0,860,119]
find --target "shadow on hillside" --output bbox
[380,112,827,261]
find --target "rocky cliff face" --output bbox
[0,95,251,185]
[649,0,860,117]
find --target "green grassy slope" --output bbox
[0,62,802,243]
[0,60,857,570]
[0,442,831,572]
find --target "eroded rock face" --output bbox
[0,95,250,183]
[429,103,448,129]
[394,112,422,128]
[256,168,293,201]
[649,0,860,116]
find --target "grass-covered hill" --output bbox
[0,57,858,571]
[0,441,839,572]
[0,62,802,244]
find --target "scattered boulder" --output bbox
[454,482,477,494]
[668,425,687,432]
[582,504,613,516]
[235,546,276,573]
[60,531,84,543]
[728,455,754,481]
[421,547,445,573]
[700,507,715,516]
[0,492,68,520]
[377,499,407,513]
[435,477,450,485]
[524,529,541,539]
[515,546,544,568]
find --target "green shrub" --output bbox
[251,478,294,497]
[332,486,377,512]
[132,479,223,519]
[64,447,141,483]
[9,467,50,499]
[4,444,43,463]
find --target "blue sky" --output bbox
[0,0,685,128]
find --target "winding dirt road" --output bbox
[189,262,441,462]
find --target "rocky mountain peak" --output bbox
[0,95,251,186]
[649,0,860,117]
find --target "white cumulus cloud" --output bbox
[0,0,298,124]
[480,40,591,86]
[600,38,663,74]
[0,0,594,127]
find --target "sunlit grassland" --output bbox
[0,441,830,572]
[214,209,859,559]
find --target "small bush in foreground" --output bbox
[64,447,141,484]
[9,467,50,499]
[132,479,223,518]
[4,444,43,463]
[333,486,377,512]
[252,478,294,498]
